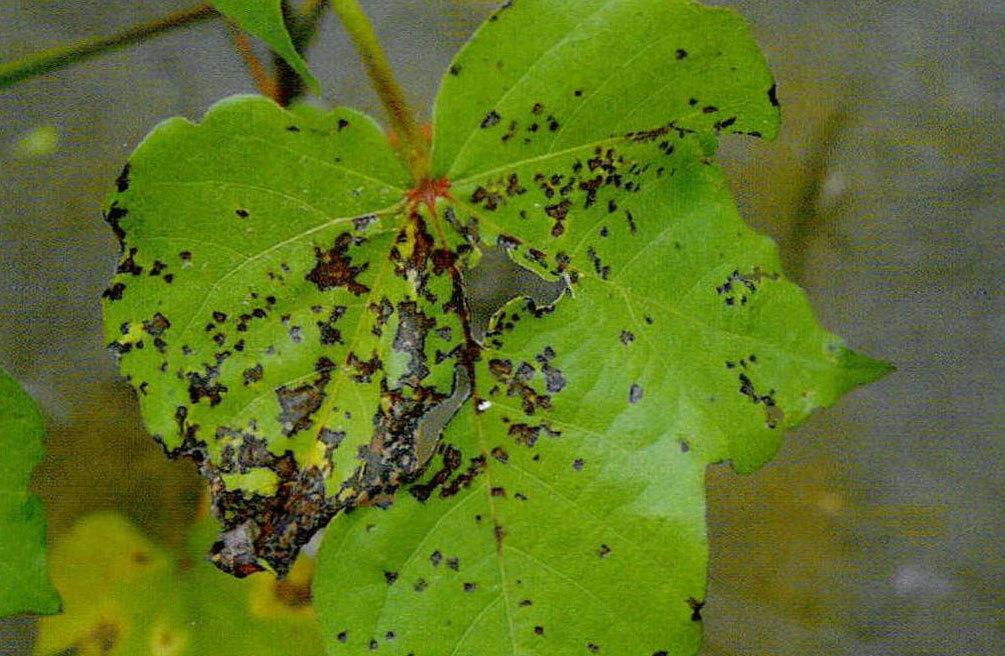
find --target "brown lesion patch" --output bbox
[60,619,121,654]
[117,247,143,275]
[187,364,228,406]
[242,363,264,386]
[716,266,779,307]
[92,621,119,653]
[736,372,784,429]
[102,282,126,302]
[273,572,313,608]
[487,358,553,416]
[409,444,462,501]
[687,597,705,622]
[142,312,171,337]
[209,458,333,579]
[275,357,334,436]
[347,352,382,383]
[305,232,370,296]
[440,454,487,498]
[507,421,561,447]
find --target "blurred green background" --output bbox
[1,0,1001,653]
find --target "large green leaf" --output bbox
[432,0,779,179]
[210,0,320,93]
[313,0,887,654]
[102,96,471,576]
[100,0,888,653]
[0,367,60,616]
[35,513,325,656]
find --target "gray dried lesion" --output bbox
[275,357,334,437]
[197,211,482,578]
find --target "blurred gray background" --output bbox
[1,0,1001,654]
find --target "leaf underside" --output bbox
[101,0,888,653]
[209,0,319,93]
[0,367,60,616]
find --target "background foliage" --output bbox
[0,367,59,617]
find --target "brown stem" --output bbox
[229,28,280,101]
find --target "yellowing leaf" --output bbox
[35,513,324,656]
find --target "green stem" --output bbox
[0,5,219,89]
[331,0,429,182]
[296,0,332,47]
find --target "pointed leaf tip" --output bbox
[210,0,320,94]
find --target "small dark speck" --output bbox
[337,631,348,643]
[430,550,442,567]
[449,64,461,76]
[383,571,398,585]
[337,118,350,131]
[385,631,395,641]
[588,644,600,653]
[676,48,688,59]
[572,459,585,471]
[115,162,131,192]
[463,582,477,592]
[702,105,718,114]
[598,544,611,558]
[687,597,705,621]
[286,125,300,132]
[534,626,544,636]
[688,98,698,106]
[369,639,378,650]
[574,89,584,97]
[680,440,690,453]
[481,110,501,128]
[235,208,249,218]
